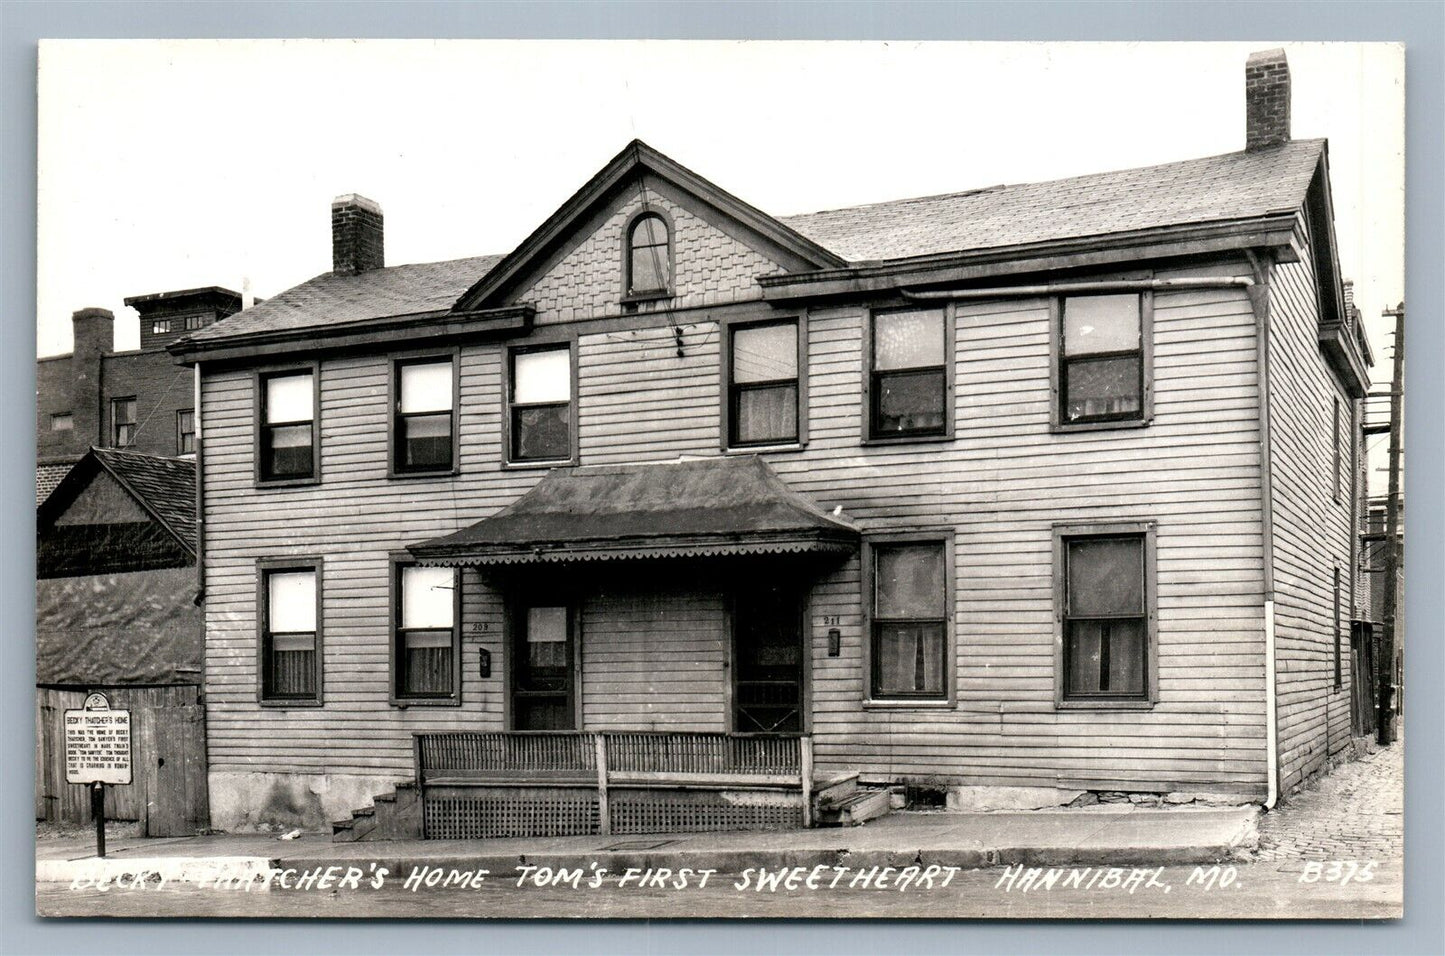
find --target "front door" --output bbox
[732,588,804,733]
[511,604,575,730]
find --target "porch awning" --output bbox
[407,456,859,566]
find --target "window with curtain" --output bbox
[260,371,315,480]
[730,320,799,446]
[111,397,137,448]
[1062,534,1148,700]
[871,542,947,699]
[396,564,457,699]
[871,309,946,438]
[394,358,454,473]
[1059,294,1144,424]
[262,567,318,701]
[509,346,572,462]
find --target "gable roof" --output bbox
[174,138,1327,352]
[408,455,858,565]
[185,254,503,343]
[39,448,196,554]
[779,139,1324,263]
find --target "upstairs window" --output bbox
[260,565,320,703]
[259,370,316,482]
[1057,293,1149,427]
[152,318,173,335]
[1332,397,1342,503]
[626,212,671,298]
[1056,524,1156,705]
[394,358,455,475]
[508,345,573,463]
[729,320,799,447]
[50,412,73,432]
[176,409,195,455]
[870,541,948,700]
[869,308,948,439]
[110,397,136,448]
[395,564,459,701]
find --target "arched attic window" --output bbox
[625,211,672,298]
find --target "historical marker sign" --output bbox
[64,692,132,786]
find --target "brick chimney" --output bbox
[331,194,384,274]
[1245,49,1291,151]
[70,307,113,446]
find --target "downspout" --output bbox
[1245,250,1280,810]
[194,361,205,605]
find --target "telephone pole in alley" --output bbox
[1375,302,1404,746]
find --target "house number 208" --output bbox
[469,622,490,633]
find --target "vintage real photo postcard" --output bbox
[34,39,1405,920]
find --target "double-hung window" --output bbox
[869,308,948,439]
[394,358,455,475]
[394,564,459,702]
[176,409,195,455]
[870,540,949,700]
[1056,523,1156,705]
[728,320,800,447]
[111,397,136,448]
[259,370,316,482]
[508,345,573,464]
[260,565,321,703]
[1056,293,1150,427]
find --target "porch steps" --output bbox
[332,781,423,843]
[815,784,892,828]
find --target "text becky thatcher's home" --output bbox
[170,50,1373,838]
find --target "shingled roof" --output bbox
[408,455,858,565]
[182,140,1324,346]
[185,254,503,343]
[40,448,196,551]
[779,140,1325,263]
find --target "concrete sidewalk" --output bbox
[36,804,1258,885]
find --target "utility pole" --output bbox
[1377,302,1404,746]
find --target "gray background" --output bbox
[2,2,1440,954]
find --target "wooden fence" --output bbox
[35,685,208,836]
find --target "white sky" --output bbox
[36,39,1403,370]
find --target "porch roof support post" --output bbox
[595,733,611,836]
[800,737,814,828]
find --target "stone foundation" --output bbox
[208,771,408,833]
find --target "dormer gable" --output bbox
[450,140,846,321]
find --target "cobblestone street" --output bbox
[1254,736,1404,862]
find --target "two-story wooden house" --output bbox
[171,49,1372,837]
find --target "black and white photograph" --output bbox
[28,35,1412,926]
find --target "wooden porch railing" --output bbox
[415,731,813,831]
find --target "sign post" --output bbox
[64,692,132,858]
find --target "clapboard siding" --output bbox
[581,590,728,731]
[1267,238,1358,793]
[201,256,1270,795]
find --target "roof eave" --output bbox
[168,304,534,365]
[759,214,1303,302]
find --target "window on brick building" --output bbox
[110,397,136,447]
[1054,293,1153,429]
[393,564,459,702]
[176,409,195,455]
[151,318,173,335]
[50,413,73,432]
[625,212,671,298]
[392,357,455,475]
[507,345,573,464]
[728,320,800,447]
[258,369,316,482]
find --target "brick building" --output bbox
[36,287,242,500]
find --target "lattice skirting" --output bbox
[424,787,600,839]
[610,788,803,834]
[422,785,803,839]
